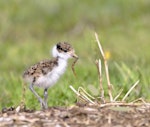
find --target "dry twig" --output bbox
[114,88,124,101]
[95,59,105,103]
[69,85,96,104]
[95,32,113,102]
[122,80,139,101]
[78,87,96,104]
[130,97,148,105]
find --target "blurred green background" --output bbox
[0,0,150,109]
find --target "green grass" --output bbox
[0,0,150,110]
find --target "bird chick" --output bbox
[23,42,78,109]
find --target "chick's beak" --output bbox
[72,53,78,59]
[68,50,78,59]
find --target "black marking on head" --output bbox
[56,42,73,53]
[56,43,61,50]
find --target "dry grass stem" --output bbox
[114,88,124,101]
[130,98,148,105]
[69,85,80,96]
[99,102,150,108]
[69,85,96,104]
[20,82,26,110]
[122,80,140,101]
[95,59,105,103]
[69,85,87,103]
[78,87,95,100]
[78,87,96,104]
[70,33,144,107]
[95,32,113,102]
[98,59,102,75]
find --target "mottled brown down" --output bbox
[23,58,58,83]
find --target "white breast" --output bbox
[35,58,67,88]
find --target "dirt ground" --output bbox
[1,103,150,127]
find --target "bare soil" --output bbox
[1,103,150,127]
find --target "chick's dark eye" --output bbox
[57,44,60,49]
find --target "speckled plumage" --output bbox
[23,42,78,109]
[23,58,58,85]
